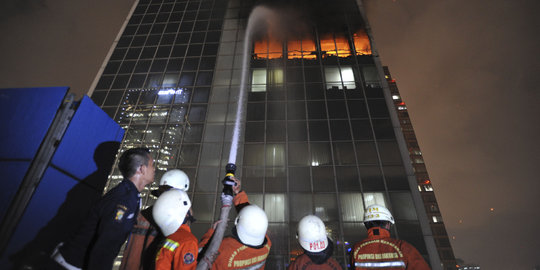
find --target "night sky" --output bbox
[1,0,539,269]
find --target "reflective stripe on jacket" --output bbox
[351,227,430,270]
[199,228,271,270]
[199,191,271,269]
[156,224,198,270]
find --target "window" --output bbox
[251,69,266,92]
[253,38,283,59]
[324,66,356,89]
[352,30,371,55]
[362,66,380,87]
[251,68,284,92]
[287,38,317,59]
[340,192,386,222]
[265,194,287,222]
[320,33,351,57]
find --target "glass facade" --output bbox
[385,67,457,269]
[90,0,454,269]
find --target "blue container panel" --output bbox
[51,96,125,179]
[0,167,76,266]
[0,94,124,267]
[0,87,68,160]
[0,161,31,221]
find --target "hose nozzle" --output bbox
[222,163,237,196]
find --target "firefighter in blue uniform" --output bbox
[51,147,155,270]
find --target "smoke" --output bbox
[0,0,47,20]
[247,0,368,43]
[247,4,312,43]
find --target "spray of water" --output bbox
[228,6,277,165]
[196,8,279,270]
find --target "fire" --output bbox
[353,30,371,55]
[320,34,351,57]
[254,38,283,59]
[253,30,371,59]
[287,39,317,59]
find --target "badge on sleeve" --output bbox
[115,204,128,222]
[184,252,195,264]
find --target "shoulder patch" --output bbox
[184,252,195,264]
[115,209,125,221]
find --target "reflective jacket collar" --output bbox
[367,227,391,239]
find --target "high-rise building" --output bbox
[88,0,455,269]
[384,66,457,269]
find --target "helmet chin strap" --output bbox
[184,210,196,225]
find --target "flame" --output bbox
[254,38,283,59]
[253,30,371,59]
[287,39,317,59]
[353,30,371,55]
[320,34,351,57]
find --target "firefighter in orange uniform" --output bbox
[351,205,430,270]
[120,169,190,270]
[288,215,342,270]
[154,189,198,270]
[198,177,271,269]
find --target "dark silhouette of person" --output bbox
[9,141,120,270]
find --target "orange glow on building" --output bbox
[353,30,371,55]
[335,35,351,57]
[254,31,371,59]
[320,34,351,57]
[287,39,317,59]
[253,37,283,59]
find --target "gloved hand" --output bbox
[221,193,233,207]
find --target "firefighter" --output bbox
[120,169,190,270]
[351,204,431,270]
[51,148,155,270]
[154,189,198,270]
[198,177,272,269]
[288,215,342,270]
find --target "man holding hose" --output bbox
[198,177,271,269]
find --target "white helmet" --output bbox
[364,204,394,224]
[297,215,328,252]
[153,189,191,236]
[235,205,268,246]
[160,169,189,191]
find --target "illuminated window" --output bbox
[265,193,286,222]
[398,106,407,110]
[363,192,386,207]
[340,192,386,222]
[392,95,400,100]
[432,215,443,223]
[162,74,178,87]
[352,30,371,55]
[287,38,317,59]
[320,33,351,57]
[253,38,283,59]
[424,185,433,192]
[325,66,356,89]
[251,69,266,92]
[251,68,284,92]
